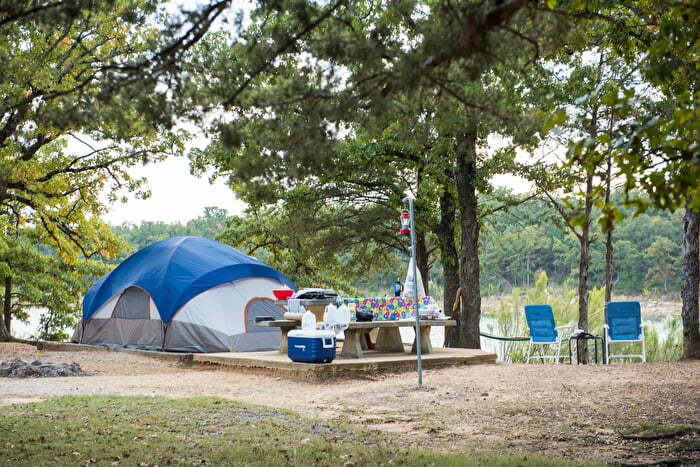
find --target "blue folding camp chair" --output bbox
[604,301,646,364]
[524,305,572,364]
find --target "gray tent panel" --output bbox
[228,329,280,352]
[164,321,281,353]
[113,287,150,319]
[245,299,285,333]
[80,318,164,350]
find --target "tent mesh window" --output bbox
[113,287,150,319]
[245,299,285,332]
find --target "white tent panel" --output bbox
[172,277,284,335]
[149,297,161,320]
[91,294,120,319]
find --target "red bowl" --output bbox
[273,289,294,300]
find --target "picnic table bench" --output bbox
[256,319,456,359]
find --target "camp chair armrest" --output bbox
[555,325,574,337]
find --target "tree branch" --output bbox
[222,0,347,108]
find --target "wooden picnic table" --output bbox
[256,319,456,359]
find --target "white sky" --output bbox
[103,157,246,225]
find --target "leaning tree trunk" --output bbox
[577,169,594,364]
[435,174,460,347]
[0,277,13,341]
[604,155,614,305]
[416,230,430,296]
[681,198,700,359]
[453,130,481,349]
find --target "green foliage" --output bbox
[185,4,577,311]
[216,203,400,294]
[480,190,684,295]
[554,2,700,211]
[0,232,109,340]
[645,316,683,362]
[0,0,187,260]
[0,0,195,339]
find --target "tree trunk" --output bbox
[416,230,430,296]
[452,129,481,349]
[435,174,460,347]
[577,170,594,364]
[604,156,614,305]
[0,276,12,341]
[681,198,700,359]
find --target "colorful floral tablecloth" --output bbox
[346,296,436,321]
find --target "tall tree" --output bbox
[682,201,700,359]
[185,0,579,348]
[566,2,700,357]
[603,152,614,303]
[0,0,194,339]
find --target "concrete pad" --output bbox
[39,341,496,381]
[194,345,496,380]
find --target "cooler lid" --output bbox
[288,329,336,338]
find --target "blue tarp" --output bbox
[82,236,295,323]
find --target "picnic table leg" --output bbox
[375,327,405,353]
[278,327,293,354]
[360,330,370,350]
[411,326,433,354]
[340,329,364,358]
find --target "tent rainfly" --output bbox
[72,236,295,353]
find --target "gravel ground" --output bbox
[1,343,698,465]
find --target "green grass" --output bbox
[0,395,599,466]
[673,438,700,453]
[619,423,700,439]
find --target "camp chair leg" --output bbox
[526,341,532,363]
[555,340,562,364]
[641,335,646,363]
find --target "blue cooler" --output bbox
[287,329,336,363]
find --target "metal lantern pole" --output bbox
[403,195,422,386]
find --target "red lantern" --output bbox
[400,210,410,235]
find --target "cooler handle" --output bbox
[322,338,334,349]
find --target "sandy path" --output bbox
[1,343,698,464]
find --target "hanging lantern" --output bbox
[400,210,411,235]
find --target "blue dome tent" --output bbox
[73,236,295,353]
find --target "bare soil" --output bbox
[1,343,698,465]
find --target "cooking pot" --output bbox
[355,309,373,322]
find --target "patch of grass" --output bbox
[673,439,700,453]
[619,423,700,440]
[499,407,529,416]
[0,395,600,466]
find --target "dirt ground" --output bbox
[1,343,698,465]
